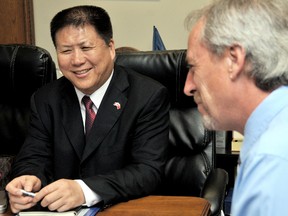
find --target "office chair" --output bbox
[0,44,56,188]
[115,49,229,216]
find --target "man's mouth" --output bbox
[193,94,201,105]
[73,68,92,75]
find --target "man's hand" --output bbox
[35,179,85,212]
[5,175,41,213]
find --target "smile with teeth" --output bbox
[74,68,91,75]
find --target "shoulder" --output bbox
[114,64,167,91]
[33,76,73,101]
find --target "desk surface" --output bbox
[1,196,211,216]
[98,196,211,216]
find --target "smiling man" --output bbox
[5,5,170,213]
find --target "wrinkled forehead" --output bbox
[187,20,205,60]
[188,18,205,46]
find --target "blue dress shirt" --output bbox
[232,86,288,216]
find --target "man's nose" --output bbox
[71,49,85,65]
[184,72,196,96]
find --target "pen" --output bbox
[20,189,35,198]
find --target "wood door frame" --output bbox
[0,0,34,44]
[23,0,35,45]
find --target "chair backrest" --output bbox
[115,50,216,196]
[0,44,57,156]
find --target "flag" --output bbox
[153,26,166,50]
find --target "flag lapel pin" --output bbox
[113,102,121,110]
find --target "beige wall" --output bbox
[33,0,210,74]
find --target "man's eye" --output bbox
[81,47,92,51]
[187,64,194,70]
[60,50,72,54]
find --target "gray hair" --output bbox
[185,0,288,91]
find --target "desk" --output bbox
[98,196,211,216]
[1,196,211,216]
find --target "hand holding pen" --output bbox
[20,189,36,198]
[5,175,41,214]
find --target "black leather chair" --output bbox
[0,45,227,215]
[0,44,57,188]
[115,49,229,216]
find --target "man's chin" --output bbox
[202,115,217,130]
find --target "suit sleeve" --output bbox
[10,93,53,186]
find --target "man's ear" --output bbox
[109,39,116,59]
[227,44,246,80]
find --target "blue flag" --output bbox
[153,26,166,50]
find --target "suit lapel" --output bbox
[60,79,85,159]
[82,66,129,161]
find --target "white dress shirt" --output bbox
[73,70,113,206]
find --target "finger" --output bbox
[46,198,66,212]
[9,197,37,213]
[45,193,77,213]
[22,176,41,192]
[7,175,41,195]
[39,187,62,208]
[9,194,34,204]
[11,202,37,213]
[35,184,56,203]
[55,203,72,213]
[6,179,23,196]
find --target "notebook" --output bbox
[17,206,101,216]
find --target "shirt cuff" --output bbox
[74,179,102,207]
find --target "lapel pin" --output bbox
[113,102,121,110]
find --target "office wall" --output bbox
[33,0,210,73]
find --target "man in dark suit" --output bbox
[5,5,169,213]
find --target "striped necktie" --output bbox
[82,96,96,135]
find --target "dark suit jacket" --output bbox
[11,64,170,206]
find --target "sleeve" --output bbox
[74,180,102,207]
[10,93,53,186]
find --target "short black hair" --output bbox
[50,5,113,46]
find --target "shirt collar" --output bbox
[241,85,288,160]
[75,69,114,109]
